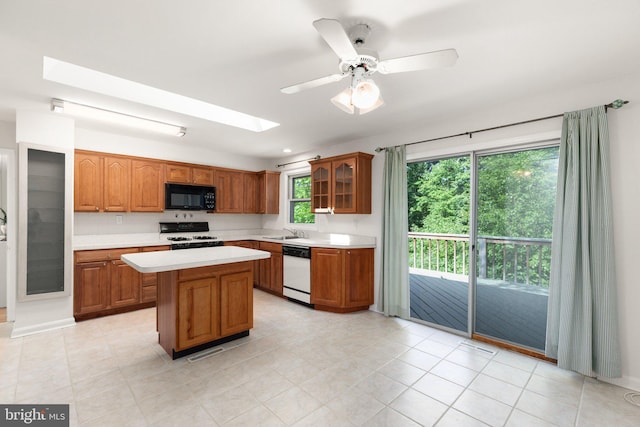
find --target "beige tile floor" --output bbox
[1,289,639,426]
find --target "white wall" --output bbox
[275,71,640,390]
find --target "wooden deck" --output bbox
[410,272,548,351]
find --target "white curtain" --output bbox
[380,146,409,317]
[545,106,621,378]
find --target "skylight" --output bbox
[43,56,279,132]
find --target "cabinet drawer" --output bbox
[141,285,157,302]
[75,247,139,263]
[258,241,282,253]
[178,266,217,281]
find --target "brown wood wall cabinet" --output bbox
[74,151,130,212]
[157,262,253,358]
[243,172,259,213]
[257,171,281,214]
[130,160,165,212]
[257,241,283,295]
[213,168,244,213]
[165,163,214,186]
[73,150,280,214]
[309,152,373,214]
[74,247,160,320]
[311,247,374,312]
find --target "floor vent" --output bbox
[187,347,224,363]
[459,341,496,355]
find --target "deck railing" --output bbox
[408,232,552,287]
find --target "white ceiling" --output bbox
[1,0,639,158]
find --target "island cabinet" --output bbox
[74,247,152,320]
[74,151,130,212]
[311,247,374,312]
[309,152,373,214]
[257,241,283,295]
[165,163,214,186]
[140,245,171,302]
[131,159,165,212]
[157,262,253,358]
[224,241,259,285]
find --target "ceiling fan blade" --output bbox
[313,18,359,61]
[281,73,348,94]
[378,48,458,74]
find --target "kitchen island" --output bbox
[122,246,270,359]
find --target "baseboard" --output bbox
[10,317,76,338]
[598,374,640,392]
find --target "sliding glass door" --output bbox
[474,146,559,351]
[407,144,559,352]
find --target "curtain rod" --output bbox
[277,155,321,168]
[374,99,629,153]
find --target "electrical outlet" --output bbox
[116,215,123,225]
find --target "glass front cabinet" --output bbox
[310,152,373,214]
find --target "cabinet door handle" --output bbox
[102,262,107,266]
[105,207,109,211]
[95,207,99,211]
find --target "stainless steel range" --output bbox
[159,222,223,250]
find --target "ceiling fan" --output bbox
[281,18,459,115]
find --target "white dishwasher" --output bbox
[282,245,312,305]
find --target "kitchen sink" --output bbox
[262,235,300,240]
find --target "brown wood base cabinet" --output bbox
[74,248,153,320]
[257,241,283,295]
[74,246,170,320]
[311,247,374,312]
[157,262,253,358]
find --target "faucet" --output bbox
[283,228,300,237]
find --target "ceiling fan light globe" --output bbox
[352,79,380,109]
[331,88,355,114]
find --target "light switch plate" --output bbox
[116,215,123,225]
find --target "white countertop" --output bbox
[121,246,271,273]
[74,231,376,251]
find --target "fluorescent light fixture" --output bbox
[51,98,187,137]
[282,148,292,153]
[43,56,279,132]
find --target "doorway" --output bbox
[408,155,470,333]
[0,148,16,323]
[408,144,559,352]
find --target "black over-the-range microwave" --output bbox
[165,183,216,210]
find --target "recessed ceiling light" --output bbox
[283,148,292,153]
[43,56,279,132]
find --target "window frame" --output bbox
[287,171,315,225]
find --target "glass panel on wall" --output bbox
[408,155,470,332]
[474,146,559,351]
[27,149,65,295]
